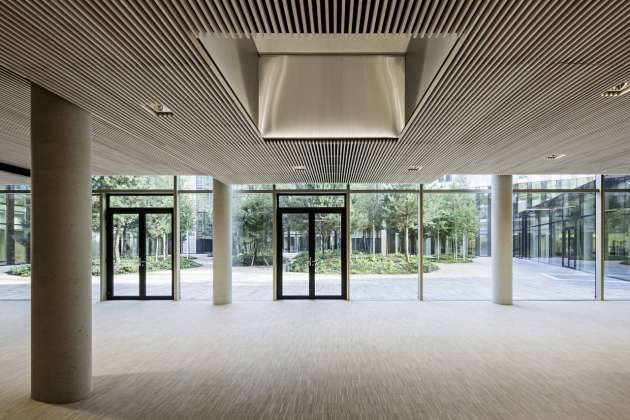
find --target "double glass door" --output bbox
[106,208,174,299]
[277,208,346,299]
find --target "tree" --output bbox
[383,193,418,262]
[233,194,272,265]
[351,194,384,254]
[423,193,479,261]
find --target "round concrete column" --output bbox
[30,84,92,402]
[491,175,513,305]
[213,179,232,304]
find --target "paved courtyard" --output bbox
[2,257,630,301]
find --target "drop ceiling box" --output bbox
[199,34,457,140]
[259,55,405,139]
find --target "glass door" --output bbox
[145,212,173,297]
[563,227,577,269]
[280,212,310,297]
[313,212,343,297]
[107,208,174,299]
[277,206,346,299]
[111,213,140,297]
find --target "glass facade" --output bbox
[3,175,630,301]
[179,192,213,300]
[512,176,596,299]
[423,192,491,300]
[604,176,630,299]
[232,192,273,300]
[350,192,419,300]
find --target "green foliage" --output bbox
[7,257,201,277]
[233,254,273,266]
[233,194,272,265]
[426,254,474,264]
[285,251,438,274]
[7,264,31,277]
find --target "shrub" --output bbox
[7,264,31,277]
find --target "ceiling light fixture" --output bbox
[292,165,307,172]
[407,165,422,172]
[602,82,630,97]
[544,153,566,161]
[145,103,174,117]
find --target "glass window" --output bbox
[233,184,273,191]
[513,175,596,190]
[278,194,345,208]
[92,176,174,190]
[178,176,213,190]
[351,183,419,190]
[604,191,630,299]
[276,183,347,190]
[513,191,595,300]
[109,195,173,208]
[350,192,419,300]
[425,175,491,190]
[179,192,213,300]
[232,192,273,300]
[423,192,491,300]
[0,191,31,300]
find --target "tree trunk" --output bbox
[162,234,167,258]
[404,226,410,262]
[371,224,376,254]
[437,230,441,261]
[114,222,122,263]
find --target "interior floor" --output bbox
[1,300,630,419]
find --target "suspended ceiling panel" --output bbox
[259,55,405,139]
[0,1,628,184]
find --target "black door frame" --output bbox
[106,206,174,300]
[276,193,347,300]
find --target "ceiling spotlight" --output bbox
[292,165,307,172]
[145,103,174,117]
[407,165,423,172]
[544,153,566,161]
[602,82,630,97]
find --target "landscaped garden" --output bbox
[285,251,445,274]
[7,256,202,277]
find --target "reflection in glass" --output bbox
[605,191,630,299]
[513,191,595,299]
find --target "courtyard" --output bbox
[2,257,629,301]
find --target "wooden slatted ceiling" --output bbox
[0,1,628,184]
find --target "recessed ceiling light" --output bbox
[602,82,630,97]
[544,153,566,161]
[292,165,307,172]
[407,165,422,172]
[145,103,174,117]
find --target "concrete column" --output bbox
[491,175,513,305]
[213,179,232,304]
[30,84,92,403]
